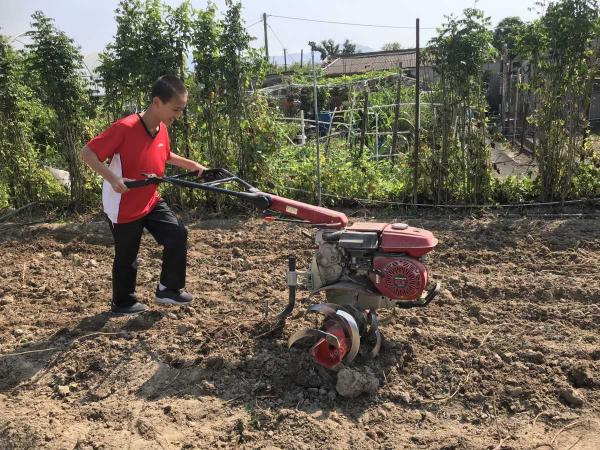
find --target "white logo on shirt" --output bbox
[158,143,164,147]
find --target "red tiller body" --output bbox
[267,195,348,228]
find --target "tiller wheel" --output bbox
[287,304,381,370]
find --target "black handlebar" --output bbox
[123,168,272,210]
[124,178,160,188]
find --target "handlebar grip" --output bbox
[200,168,228,182]
[124,179,151,188]
[172,170,200,180]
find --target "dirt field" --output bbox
[0,209,599,449]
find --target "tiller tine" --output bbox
[366,310,382,358]
[287,304,382,370]
[287,328,341,349]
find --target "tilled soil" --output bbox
[0,212,599,449]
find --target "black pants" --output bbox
[107,200,188,306]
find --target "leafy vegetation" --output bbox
[0,0,598,212]
[492,16,526,59]
[381,42,403,51]
[517,0,600,201]
[427,8,496,204]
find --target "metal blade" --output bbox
[306,303,340,318]
[366,309,381,358]
[368,309,379,334]
[363,310,381,358]
[369,329,382,358]
[287,328,340,349]
[334,310,361,364]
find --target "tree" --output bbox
[192,0,274,183]
[0,36,59,207]
[98,0,180,117]
[341,39,357,55]
[492,16,525,59]
[27,11,91,203]
[98,0,145,117]
[517,0,600,201]
[428,8,496,204]
[166,0,194,157]
[308,39,358,60]
[381,42,403,51]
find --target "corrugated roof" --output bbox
[323,50,420,76]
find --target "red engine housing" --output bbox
[347,222,438,257]
[369,256,428,300]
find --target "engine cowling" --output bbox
[369,256,428,300]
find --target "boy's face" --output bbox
[154,92,188,127]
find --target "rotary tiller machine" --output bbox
[126,169,440,370]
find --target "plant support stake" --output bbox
[413,17,421,205]
[312,50,322,206]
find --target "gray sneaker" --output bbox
[111,301,149,315]
[154,287,193,305]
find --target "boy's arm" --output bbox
[80,145,132,194]
[167,153,206,176]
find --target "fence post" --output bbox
[324,107,337,157]
[299,109,306,145]
[375,112,379,159]
[348,87,356,147]
[391,63,403,161]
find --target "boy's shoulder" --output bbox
[115,113,140,129]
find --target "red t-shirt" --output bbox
[87,114,171,224]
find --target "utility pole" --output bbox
[263,13,269,62]
[413,18,421,205]
[283,48,287,71]
[300,49,303,68]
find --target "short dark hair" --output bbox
[151,75,187,103]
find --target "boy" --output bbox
[81,75,206,315]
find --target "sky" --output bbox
[2,0,540,59]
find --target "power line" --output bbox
[246,19,262,29]
[267,14,437,30]
[267,23,296,64]
[266,14,530,32]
